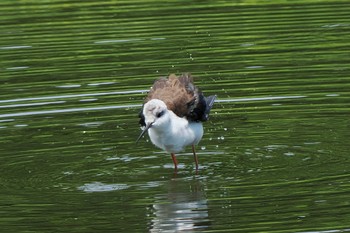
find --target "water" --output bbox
[1,0,350,232]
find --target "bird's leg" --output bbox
[171,153,178,171]
[192,144,199,171]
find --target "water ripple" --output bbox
[0,90,148,104]
[78,182,129,193]
[0,104,141,118]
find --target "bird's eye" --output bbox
[156,110,165,118]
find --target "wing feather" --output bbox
[142,73,215,122]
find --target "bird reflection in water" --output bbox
[148,178,211,232]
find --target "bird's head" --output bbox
[136,99,169,142]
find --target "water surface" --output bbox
[1,0,350,232]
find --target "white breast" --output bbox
[148,112,203,153]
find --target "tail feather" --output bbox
[203,95,217,121]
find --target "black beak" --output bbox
[136,123,152,143]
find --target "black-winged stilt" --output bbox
[137,73,216,171]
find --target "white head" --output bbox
[143,99,169,127]
[136,99,170,142]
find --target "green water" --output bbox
[1,0,350,232]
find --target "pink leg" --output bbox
[171,153,178,171]
[192,145,199,171]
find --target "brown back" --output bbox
[145,74,199,118]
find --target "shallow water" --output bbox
[1,0,350,232]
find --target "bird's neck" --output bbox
[152,111,187,133]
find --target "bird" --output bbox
[137,73,216,171]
